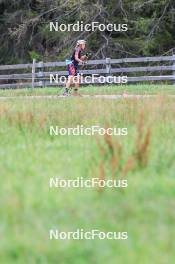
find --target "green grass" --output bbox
[0,84,175,97]
[0,89,175,263]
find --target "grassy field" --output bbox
[0,84,175,97]
[0,85,175,263]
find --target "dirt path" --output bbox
[0,94,174,100]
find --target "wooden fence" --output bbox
[0,54,175,89]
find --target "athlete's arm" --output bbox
[75,55,83,63]
[75,49,83,63]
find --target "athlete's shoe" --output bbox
[63,91,69,96]
[62,88,69,96]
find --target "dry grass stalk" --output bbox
[122,156,135,176]
[95,118,151,187]
[104,132,114,155]
[135,127,151,167]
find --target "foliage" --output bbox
[0,0,174,63]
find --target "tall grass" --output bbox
[95,112,151,186]
[0,94,175,263]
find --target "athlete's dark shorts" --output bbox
[67,63,79,76]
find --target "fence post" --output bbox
[38,61,45,88]
[173,49,175,85]
[32,59,36,89]
[106,57,111,84]
[106,57,111,75]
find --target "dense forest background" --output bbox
[0,0,174,64]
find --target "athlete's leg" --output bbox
[73,74,81,96]
[63,63,76,95]
[66,76,73,89]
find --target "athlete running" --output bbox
[63,40,87,96]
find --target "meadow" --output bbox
[0,84,175,97]
[0,85,175,264]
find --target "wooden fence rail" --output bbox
[0,55,174,89]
